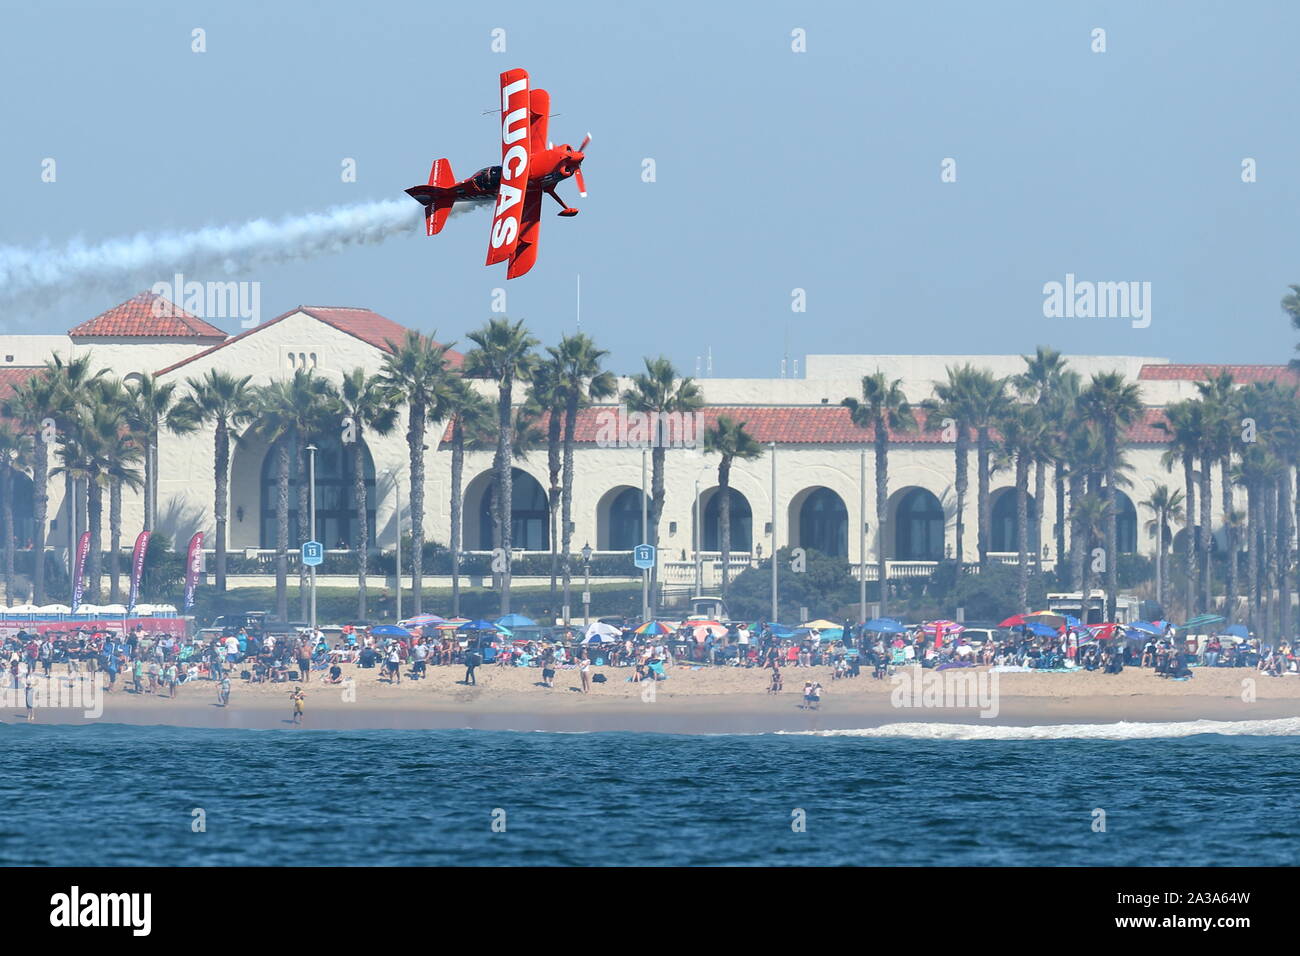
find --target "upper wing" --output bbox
[528,88,550,154]
[486,68,531,267]
[506,186,543,279]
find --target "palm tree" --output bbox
[622,357,704,614]
[124,373,180,532]
[169,369,254,594]
[1015,348,1075,577]
[380,330,454,616]
[842,372,916,616]
[528,356,567,605]
[1080,372,1143,621]
[998,404,1048,612]
[85,378,145,604]
[3,370,60,603]
[0,424,31,603]
[551,333,616,622]
[44,354,105,595]
[1141,484,1184,610]
[51,433,92,604]
[945,368,1011,569]
[1196,372,1240,622]
[444,378,493,618]
[924,367,973,571]
[464,318,539,615]
[703,416,763,602]
[1157,399,1204,618]
[283,371,341,620]
[340,368,399,620]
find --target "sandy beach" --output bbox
[8,662,1299,733]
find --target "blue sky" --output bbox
[1,0,1297,375]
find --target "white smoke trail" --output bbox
[0,197,486,317]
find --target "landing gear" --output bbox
[545,187,579,217]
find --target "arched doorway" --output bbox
[602,487,645,550]
[991,488,1039,553]
[478,468,550,551]
[797,487,848,558]
[7,471,34,549]
[259,436,375,548]
[703,488,752,551]
[893,487,944,560]
[1114,490,1137,553]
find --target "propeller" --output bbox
[573,132,590,196]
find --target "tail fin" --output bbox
[404,159,457,235]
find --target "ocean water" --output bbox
[2,721,1297,866]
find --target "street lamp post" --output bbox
[307,444,317,631]
[859,447,867,625]
[640,448,649,622]
[581,541,593,626]
[769,442,778,624]
[694,478,702,596]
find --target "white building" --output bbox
[3,292,1293,595]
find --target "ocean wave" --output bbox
[779,717,1300,740]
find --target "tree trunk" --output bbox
[143,432,155,533]
[1069,471,1085,595]
[1054,461,1067,586]
[1246,481,1258,632]
[649,444,666,616]
[354,438,368,620]
[450,420,464,618]
[547,410,561,607]
[1105,428,1119,622]
[109,478,122,604]
[1033,458,1046,574]
[1016,451,1029,613]
[1264,484,1279,643]
[1199,456,1213,613]
[1,464,12,603]
[32,439,47,604]
[1278,470,1292,643]
[954,429,968,573]
[719,456,732,601]
[977,428,991,569]
[1221,455,1236,624]
[408,400,426,616]
[86,480,103,602]
[275,443,289,622]
[1183,454,1196,622]
[1154,509,1163,610]
[215,421,229,593]
[560,392,578,621]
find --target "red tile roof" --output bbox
[0,367,42,400]
[445,405,1176,446]
[69,292,228,340]
[1138,363,1299,384]
[155,306,463,376]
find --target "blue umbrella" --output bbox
[1025,623,1058,637]
[1128,621,1163,636]
[497,613,536,628]
[1222,624,1249,638]
[864,618,905,634]
[458,619,500,631]
[371,624,412,637]
[755,622,798,638]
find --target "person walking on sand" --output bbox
[808,681,822,711]
[290,686,305,724]
[24,673,36,721]
[385,642,402,685]
[463,644,481,686]
[579,653,592,694]
[217,675,231,707]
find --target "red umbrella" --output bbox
[999,614,1027,627]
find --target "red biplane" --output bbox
[404,68,587,279]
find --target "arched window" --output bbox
[1114,490,1137,554]
[991,490,1039,553]
[703,488,752,551]
[260,436,375,549]
[895,488,944,560]
[799,488,848,558]
[478,469,550,551]
[608,488,645,550]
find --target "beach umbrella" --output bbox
[1222,624,1249,638]
[1127,621,1163,636]
[693,623,728,638]
[998,614,1027,627]
[1025,623,1059,638]
[458,619,499,631]
[634,620,673,636]
[371,624,413,637]
[497,613,536,628]
[584,621,621,640]
[1180,613,1226,629]
[802,619,840,630]
[864,618,905,634]
[814,628,845,641]
[583,631,617,644]
[435,618,471,630]
[1088,622,1120,640]
[400,614,445,627]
